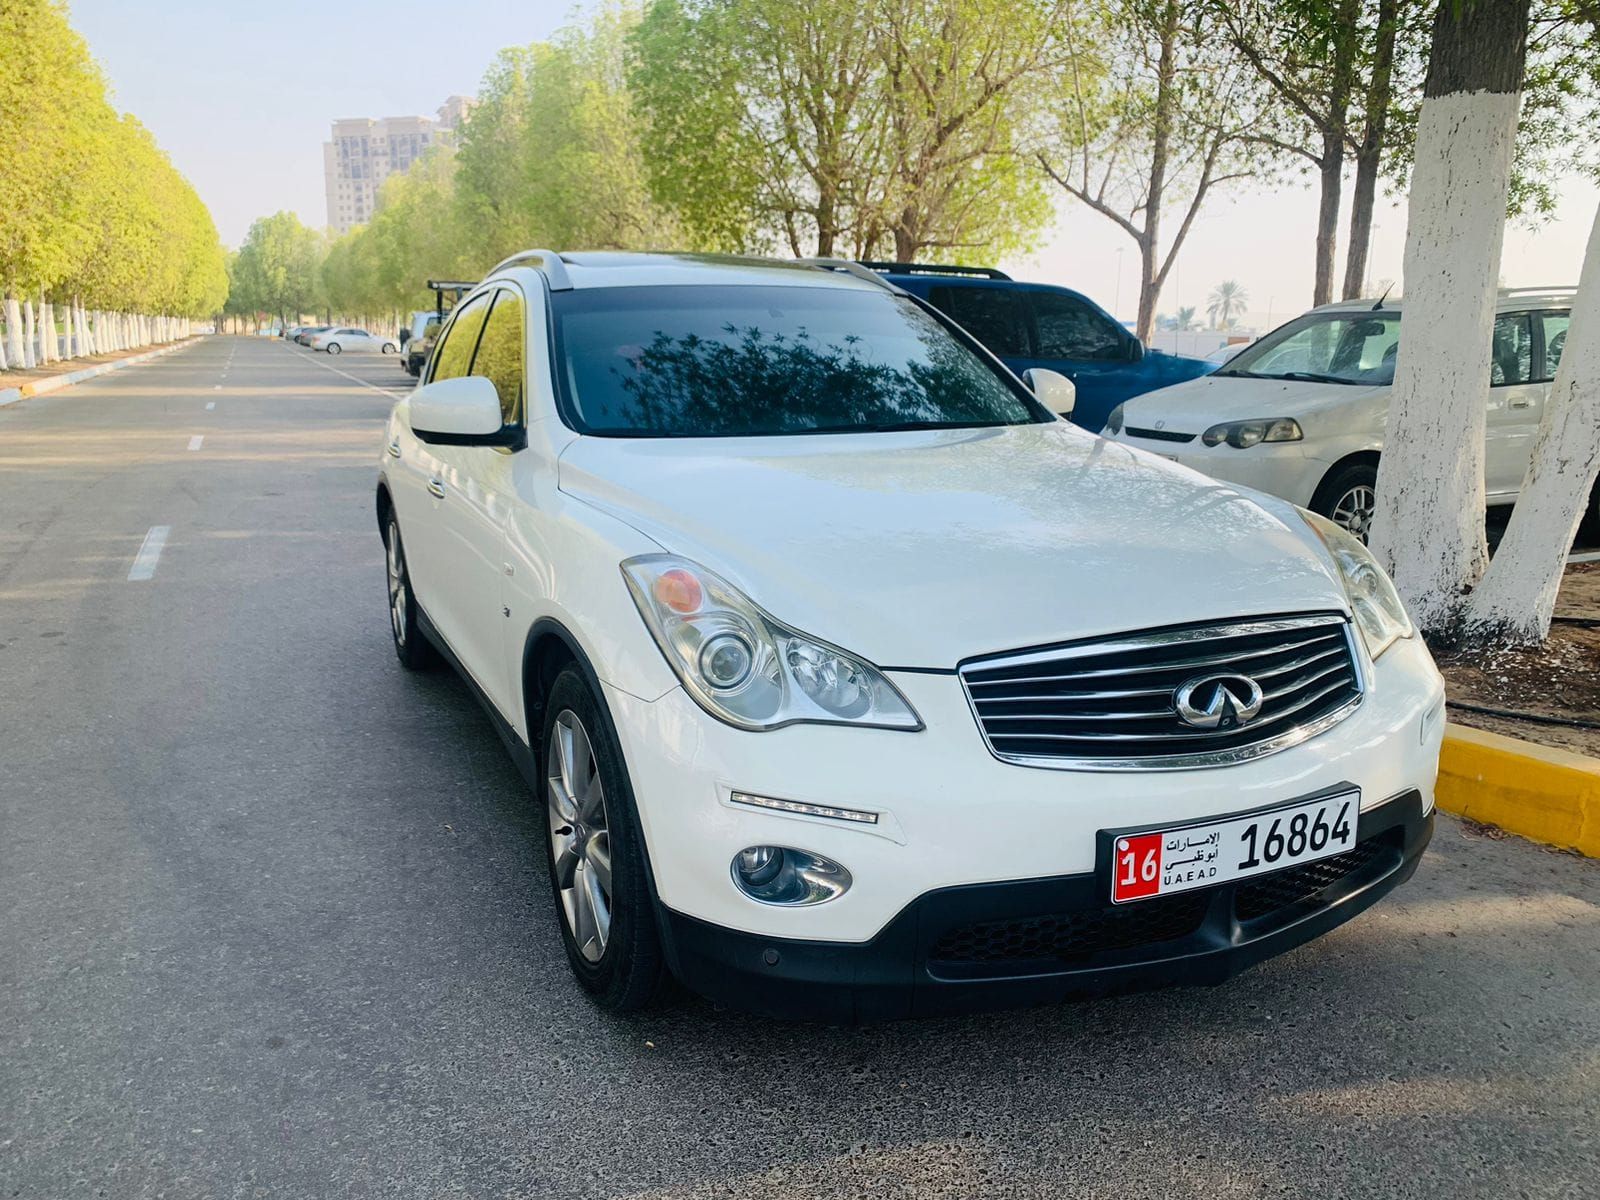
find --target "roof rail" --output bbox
[796,257,904,292]
[858,260,1011,281]
[1498,285,1576,294]
[486,249,573,291]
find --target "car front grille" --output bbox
[1124,425,1196,443]
[960,614,1362,769]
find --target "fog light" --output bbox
[731,846,851,906]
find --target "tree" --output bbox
[1368,0,1532,633]
[1207,280,1248,328]
[1174,304,1198,330]
[232,213,325,331]
[1039,0,1262,342]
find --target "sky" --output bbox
[73,0,1598,333]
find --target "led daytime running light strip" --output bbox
[730,791,879,825]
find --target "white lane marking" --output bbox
[213,384,221,389]
[188,435,204,451]
[128,526,170,581]
[294,346,408,399]
[205,401,215,410]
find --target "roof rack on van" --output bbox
[797,257,903,292]
[1498,285,1576,295]
[486,249,574,291]
[857,261,1012,280]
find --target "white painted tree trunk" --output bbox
[22,300,37,369]
[1466,201,1600,640]
[3,294,25,368]
[1368,90,1521,630]
[38,299,52,364]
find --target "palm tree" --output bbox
[1175,305,1197,331]
[1207,282,1248,330]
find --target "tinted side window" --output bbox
[927,285,1031,358]
[1490,313,1533,387]
[471,290,525,425]
[430,293,491,382]
[1031,291,1125,361]
[1537,311,1570,381]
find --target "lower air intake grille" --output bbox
[929,891,1209,966]
[961,614,1362,769]
[1234,836,1392,921]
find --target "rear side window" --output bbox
[1490,313,1533,387]
[1031,291,1125,361]
[471,290,525,425]
[927,285,1031,358]
[430,293,491,382]
[1537,311,1569,381]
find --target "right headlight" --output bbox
[1301,509,1413,660]
[621,554,923,732]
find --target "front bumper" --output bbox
[1107,434,1329,508]
[661,792,1432,1021]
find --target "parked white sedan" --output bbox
[377,250,1442,1020]
[1105,289,1577,540]
[309,327,398,355]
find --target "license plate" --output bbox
[1109,790,1359,904]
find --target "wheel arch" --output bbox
[375,480,395,541]
[1311,449,1381,511]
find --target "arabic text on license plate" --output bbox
[1110,791,1359,904]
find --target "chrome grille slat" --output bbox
[960,615,1363,770]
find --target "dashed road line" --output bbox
[187,435,204,451]
[205,401,215,410]
[128,526,170,581]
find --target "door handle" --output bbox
[387,439,401,458]
[1509,396,1532,409]
[427,478,446,499]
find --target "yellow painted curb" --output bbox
[1437,722,1600,857]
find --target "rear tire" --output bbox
[1311,461,1378,544]
[384,516,438,671]
[327,342,342,355]
[541,667,667,1012]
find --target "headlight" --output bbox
[1301,509,1413,659]
[621,554,923,732]
[1201,418,1303,448]
[1104,404,1125,435]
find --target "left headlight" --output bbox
[621,554,923,732]
[1301,509,1413,660]
[1201,418,1302,448]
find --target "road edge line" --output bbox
[1437,722,1600,857]
[0,337,203,409]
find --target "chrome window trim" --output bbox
[958,614,1365,773]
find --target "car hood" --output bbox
[1119,375,1389,434]
[558,422,1349,668]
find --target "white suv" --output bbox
[1104,290,1578,540]
[376,251,1443,1020]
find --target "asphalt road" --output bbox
[2,336,1597,1200]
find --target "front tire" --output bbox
[1312,461,1378,544]
[384,516,437,670]
[382,342,397,354]
[327,342,342,355]
[541,668,666,1011]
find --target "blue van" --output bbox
[866,262,1215,433]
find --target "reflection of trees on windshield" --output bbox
[607,320,1031,436]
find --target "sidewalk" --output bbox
[0,338,201,408]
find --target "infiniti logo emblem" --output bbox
[1174,674,1265,730]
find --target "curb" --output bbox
[0,337,202,409]
[1437,722,1600,857]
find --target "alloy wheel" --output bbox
[386,522,407,646]
[547,709,613,963]
[1332,484,1376,543]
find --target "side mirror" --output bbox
[409,375,508,444]
[1126,337,1145,363]
[1023,367,1076,418]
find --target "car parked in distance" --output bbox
[1104,289,1581,541]
[294,326,331,346]
[377,250,1441,1021]
[310,327,398,355]
[861,262,1215,434]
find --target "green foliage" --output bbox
[229,213,325,324]
[0,0,226,314]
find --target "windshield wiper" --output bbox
[1215,369,1358,385]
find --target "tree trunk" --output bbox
[1133,1,1180,343]
[39,296,53,364]
[22,300,37,370]
[1343,0,1399,299]
[3,292,24,368]
[1465,202,1600,641]
[1313,138,1344,308]
[1368,0,1531,633]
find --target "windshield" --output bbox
[1219,311,1402,385]
[550,284,1046,437]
